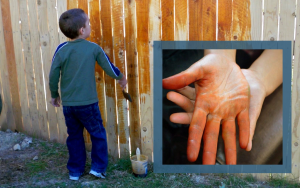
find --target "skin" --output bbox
[163,53,250,164]
[50,13,127,107]
[164,49,283,164]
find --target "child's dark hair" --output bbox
[59,8,87,39]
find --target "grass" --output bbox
[268,175,300,188]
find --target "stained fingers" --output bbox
[237,109,250,149]
[221,119,237,165]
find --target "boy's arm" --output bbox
[49,53,62,99]
[96,47,123,80]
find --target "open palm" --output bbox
[163,54,250,164]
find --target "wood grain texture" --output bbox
[202,0,216,40]
[124,0,141,153]
[279,0,296,43]
[250,0,262,40]
[37,0,58,140]
[89,0,106,132]
[136,0,152,161]
[291,0,300,180]
[9,0,32,133]
[161,0,174,41]
[19,0,39,135]
[0,1,15,131]
[188,0,203,41]
[174,0,188,40]
[78,0,88,11]
[1,0,22,132]
[101,0,119,159]
[68,0,78,9]
[232,0,251,40]
[263,0,279,41]
[56,0,68,143]
[218,0,232,41]
[111,0,129,157]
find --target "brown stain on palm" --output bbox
[232,0,251,40]
[218,0,232,41]
[189,0,203,40]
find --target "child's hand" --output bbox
[118,75,127,90]
[50,96,61,107]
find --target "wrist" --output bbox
[204,49,236,62]
[242,69,267,98]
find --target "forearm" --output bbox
[204,49,237,62]
[249,50,283,97]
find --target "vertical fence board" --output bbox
[292,0,300,180]
[124,0,140,154]
[202,0,216,40]
[19,0,39,135]
[78,0,88,11]
[232,0,251,41]
[0,1,14,131]
[57,0,68,44]
[136,0,152,161]
[218,0,232,41]
[89,0,107,132]
[174,0,188,40]
[47,0,64,142]
[279,0,296,45]
[111,0,129,157]
[149,0,161,161]
[68,0,78,9]
[188,0,202,41]
[37,0,59,140]
[250,0,262,40]
[101,0,119,159]
[27,0,48,139]
[161,0,174,41]
[263,0,279,41]
[1,0,22,132]
[9,0,32,133]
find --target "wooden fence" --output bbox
[0,0,299,180]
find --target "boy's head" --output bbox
[59,8,91,39]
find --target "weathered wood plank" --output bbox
[111,0,129,157]
[9,0,32,133]
[202,0,216,40]
[57,0,68,44]
[19,0,39,135]
[0,1,14,131]
[37,0,59,140]
[188,0,202,41]
[78,0,88,11]
[101,0,119,159]
[232,0,251,40]
[291,0,300,180]
[174,0,187,40]
[250,0,262,40]
[1,0,22,132]
[136,0,152,161]
[68,0,78,9]
[161,0,174,41]
[218,0,232,41]
[124,0,140,154]
[263,0,279,41]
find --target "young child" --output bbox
[49,8,127,181]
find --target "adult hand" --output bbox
[163,54,250,164]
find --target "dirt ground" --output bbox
[0,129,299,188]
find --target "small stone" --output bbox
[21,141,30,149]
[169,175,176,180]
[33,156,38,160]
[6,129,12,133]
[13,144,21,151]
[24,137,32,144]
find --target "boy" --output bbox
[49,8,127,181]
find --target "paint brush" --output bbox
[122,89,132,102]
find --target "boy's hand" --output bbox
[50,96,61,107]
[118,75,127,90]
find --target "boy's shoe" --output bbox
[89,170,106,179]
[69,173,83,181]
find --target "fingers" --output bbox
[221,119,237,165]
[237,109,250,149]
[163,65,204,90]
[166,91,194,112]
[170,113,192,124]
[176,86,196,100]
[202,116,221,164]
[187,107,207,162]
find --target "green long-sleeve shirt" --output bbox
[49,39,123,106]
